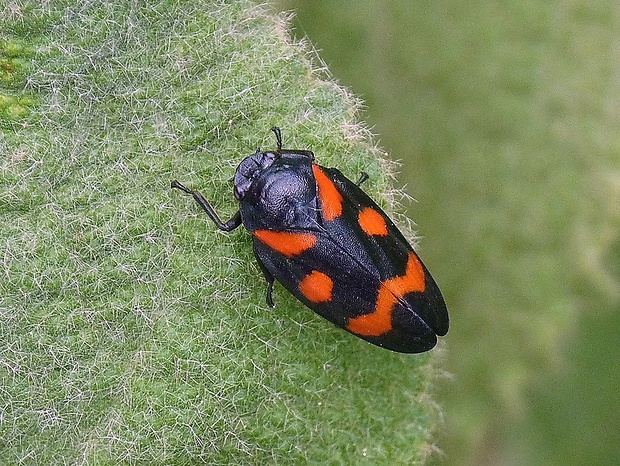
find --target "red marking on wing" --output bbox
[346,252,426,337]
[358,207,389,236]
[299,270,334,303]
[312,164,343,221]
[253,230,317,257]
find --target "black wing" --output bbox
[251,163,448,353]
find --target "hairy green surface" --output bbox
[0,1,441,464]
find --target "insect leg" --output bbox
[356,172,369,186]
[271,126,283,151]
[253,248,276,307]
[171,180,242,231]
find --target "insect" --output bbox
[171,127,448,353]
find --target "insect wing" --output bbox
[321,165,449,338]
[251,163,448,353]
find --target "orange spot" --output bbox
[346,286,396,336]
[253,230,317,257]
[312,164,343,221]
[390,252,426,296]
[358,207,388,236]
[299,270,333,303]
[346,252,426,336]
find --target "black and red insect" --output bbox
[171,128,448,353]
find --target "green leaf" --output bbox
[0,1,442,464]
